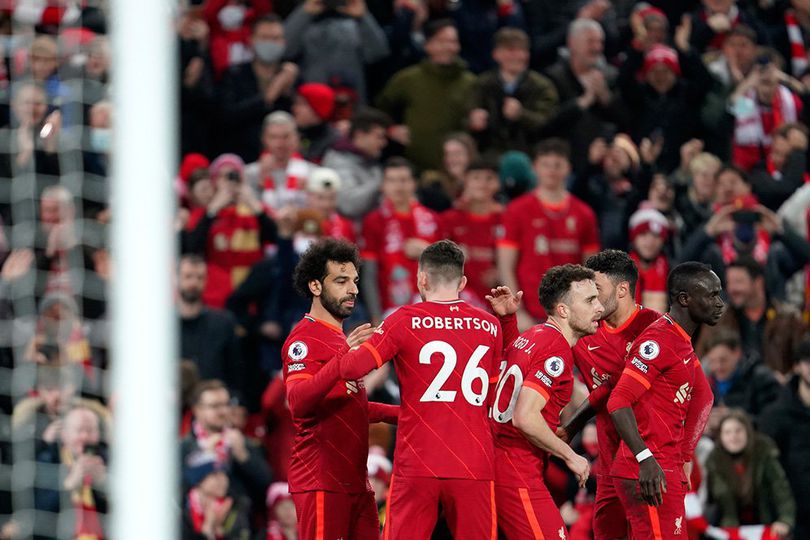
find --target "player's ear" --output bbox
[618,281,629,299]
[457,275,467,293]
[676,290,689,307]
[309,279,322,297]
[556,302,569,320]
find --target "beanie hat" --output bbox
[184,451,224,487]
[266,482,293,509]
[209,153,245,178]
[643,45,681,77]
[307,167,342,193]
[612,134,641,172]
[499,151,537,200]
[297,83,336,122]
[629,207,670,242]
[367,447,392,484]
[179,153,210,184]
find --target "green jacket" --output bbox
[706,434,796,528]
[376,59,476,170]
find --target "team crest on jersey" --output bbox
[544,356,564,378]
[674,516,683,535]
[558,526,567,539]
[638,340,660,360]
[288,341,308,361]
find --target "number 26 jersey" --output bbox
[360,300,503,480]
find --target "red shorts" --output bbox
[494,481,568,540]
[613,475,687,540]
[292,490,379,540]
[593,475,628,540]
[383,475,496,540]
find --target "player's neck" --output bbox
[548,316,579,347]
[424,288,460,303]
[604,300,636,329]
[309,302,345,330]
[178,300,203,319]
[667,307,699,337]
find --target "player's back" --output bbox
[491,321,573,487]
[382,299,502,480]
[573,306,660,471]
[610,314,699,479]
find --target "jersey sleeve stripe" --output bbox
[622,367,651,390]
[383,475,395,540]
[316,491,325,540]
[489,481,497,540]
[362,341,384,368]
[519,488,546,539]
[285,373,313,383]
[522,380,551,401]
[647,505,664,540]
[495,239,519,249]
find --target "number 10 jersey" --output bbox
[360,299,503,480]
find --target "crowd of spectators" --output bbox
[0,0,810,538]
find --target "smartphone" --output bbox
[38,343,60,363]
[732,209,761,225]
[225,170,241,183]
[83,443,101,456]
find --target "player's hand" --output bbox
[485,286,524,317]
[565,454,590,488]
[346,323,375,350]
[683,460,693,491]
[638,456,666,506]
[771,521,791,539]
[555,425,571,444]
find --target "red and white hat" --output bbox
[367,446,392,484]
[629,207,670,241]
[642,44,681,77]
[266,482,292,509]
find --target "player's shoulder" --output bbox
[635,307,663,328]
[630,316,683,360]
[528,323,570,352]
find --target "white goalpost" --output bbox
[110,0,178,538]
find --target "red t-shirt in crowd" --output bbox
[282,315,371,494]
[498,192,600,320]
[608,314,703,481]
[440,206,502,305]
[361,200,440,313]
[355,300,502,480]
[630,252,669,305]
[491,320,573,487]
[322,213,356,243]
[572,306,661,476]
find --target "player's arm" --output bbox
[513,385,590,487]
[607,371,666,507]
[368,402,399,425]
[339,312,403,380]
[681,361,712,484]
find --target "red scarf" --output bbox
[718,229,770,265]
[765,155,810,183]
[701,6,740,50]
[188,488,230,540]
[192,422,230,466]
[786,10,809,77]
[62,448,104,540]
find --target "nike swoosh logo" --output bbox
[587,345,600,351]
[683,358,691,364]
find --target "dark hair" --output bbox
[538,264,595,313]
[349,107,392,137]
[179,253,206,267]
[252,13,282,33]
[533,138,571,161]
[667,261,713,303]
[704,328,742,352]
[585,249,639,296]
[383,156,415,176]
[773,122,809,140]
[727,24,756,43]
[419,240,465,284]
[466,159,499,175]
[494,27,529,49]
[715,164,751,186]
[726,256,764,281]
[191,379,228,406]
[795,335,810,363]
[424,19,455,42]
[187,168,211,190]
[292,238,361,298]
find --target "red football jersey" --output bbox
[282,315,371,494]
[322,213,356,243]
[361,200,440,313]
[572,306,661,475]
[630,251,669,304]
[498,193,600,320]
[609,314,701,480]
[358,300,502,479]
[491,321,573,487]
[440,208,502,305]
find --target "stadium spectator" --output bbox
[542,18,625,172]
[377,18,477,170]
[703,329,781,420]
[25,36,64,105]
[360,157,439,323]
[181,380,272,515]
[292,83,339,163]
[468,27,559,158]
[760,338,810,540]
[773,1,810,79]
[322,107,391,220]
[284,0,389,104]
[178,9,216,157]
[177,254,246,398]
[672,148,721,244]
[265,482,296,540]
[418,132,478,212]
[203,0,272,77]
[748,122,809,211]
[628,207,671,313]
[688,0,769,55]
[705,409,794,537]
[366,448,392,530]
[218,15,298,162]
[244,111,315,211]
[497,138,600,327]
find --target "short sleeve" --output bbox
[523,350,568,401]
[498,199,522,249]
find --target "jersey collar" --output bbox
[663,313,692,342]
[602,305,641,334]
[304,313,344,335]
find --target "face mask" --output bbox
[218,5,246,30]
[90,128,112,153]
[253,41,285,63]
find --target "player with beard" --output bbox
[282,239,399,540]
[556,250,661,540]
[607,262,723,539]
[487,264,603,539]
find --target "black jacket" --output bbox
[710,353,781,421]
